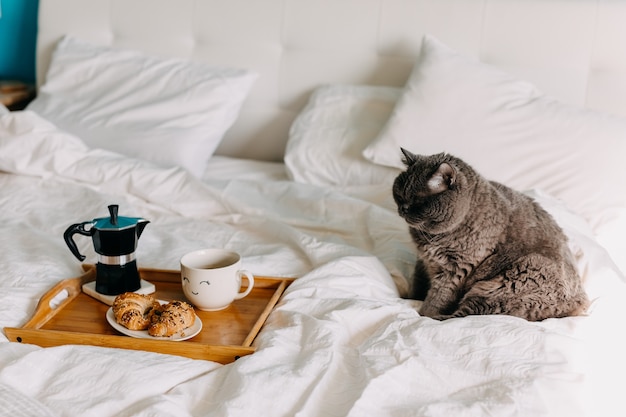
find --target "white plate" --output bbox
[106,300,202,341]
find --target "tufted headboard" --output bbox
[36,0,626,161]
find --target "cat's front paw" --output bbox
[419,304,453,320]
[429,314,453,321]
[418,304,440,318]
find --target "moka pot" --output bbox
[63,205,150,295]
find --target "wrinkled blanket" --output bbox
[0,111,625,417]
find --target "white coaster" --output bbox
[82,279,156,306]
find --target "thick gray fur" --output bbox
[393,149,589,321]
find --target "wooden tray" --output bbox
[4,265,294,364]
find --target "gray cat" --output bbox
[393,149,589,321]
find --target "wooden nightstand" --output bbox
[0,80,36,110]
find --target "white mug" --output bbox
[180,249,255,311]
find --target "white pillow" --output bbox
[27,35,257,177]
[363,34,626,235]
[285,84,401,187]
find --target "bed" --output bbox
[1,0,625,416]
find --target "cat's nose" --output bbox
[399,204,409,215]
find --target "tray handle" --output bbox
[22,267,96,329]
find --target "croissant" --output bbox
[112,292,161,331]
[148,300,196,337]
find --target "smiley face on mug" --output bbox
[183,277,211,296]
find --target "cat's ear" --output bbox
[427,163,456,194]
[400,148,418,166]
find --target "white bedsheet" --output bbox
[0,110,625,417]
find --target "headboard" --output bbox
[36,0,626,161]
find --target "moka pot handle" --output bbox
[63,221,94,262]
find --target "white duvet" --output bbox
[0,111,625,417]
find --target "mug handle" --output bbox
[234,270,255,300]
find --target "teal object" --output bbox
[0,0,39,82]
